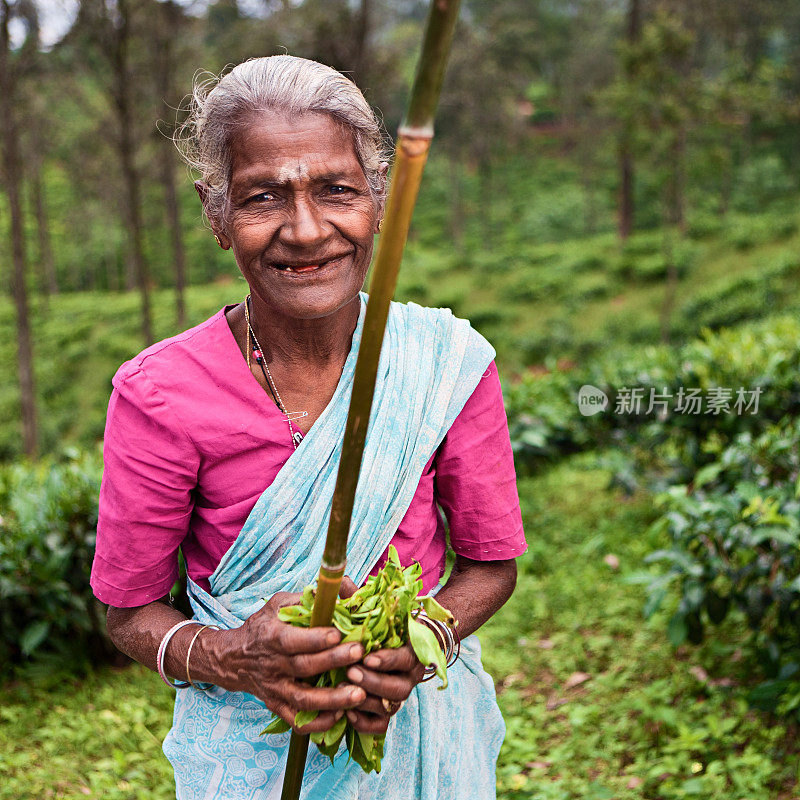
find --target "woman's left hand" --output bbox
[344,644,426,734]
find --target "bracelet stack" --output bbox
[415,611,461,682]
[157,619,220,690]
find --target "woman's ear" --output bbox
[195,180,231,249]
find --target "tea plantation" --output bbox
[2,206,800,797]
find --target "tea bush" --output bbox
[506,313,800,477]
[506,314,800,709]
[0,449,112,672]
[678,251,800,331]
[639,417,800,715]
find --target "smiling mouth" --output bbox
[272,254,349,274]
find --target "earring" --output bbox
[376,219,382,233]
[214,234,223,248]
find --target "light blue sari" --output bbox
[162,295,506,799]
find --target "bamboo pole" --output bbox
[279,2,462,797]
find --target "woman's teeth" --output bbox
[275,263,321,273]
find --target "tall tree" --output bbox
[618,0,642,240]
[30,166,58,296]
[21,85,59,297]
[78,0,153,343]
[151,0,188,327]
[0,0,38,456]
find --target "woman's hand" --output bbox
[217,591,367,734]
[344,643,426,734]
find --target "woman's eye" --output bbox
[327,185,352,195]
[249,192,276,203]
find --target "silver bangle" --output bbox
[415,611,459,680]
[185,624,221,690]
[157,619,201,688]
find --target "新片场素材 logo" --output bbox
[577,384,608,416]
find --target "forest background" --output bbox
[2,1,800,798]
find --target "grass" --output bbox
[1,453,796,799]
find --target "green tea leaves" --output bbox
[262,545,455,773]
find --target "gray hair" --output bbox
[176,55,391,223]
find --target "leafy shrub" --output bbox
[506,314,800,482]
[640,417,800,714]
[724,211,798,251]
[0,449,113,672]
[572,273,612,302]
[501,272,567,304]
[505,366,595,471]
[678,255,800,332]
[613,239,697,283]
[731,155,797,213]
[687,210,724,240]
[602,315,800,489]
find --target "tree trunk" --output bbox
[112,0,153,344]
[160,141,187,328]
[352,0,371,84]
[153,5,187,328]
[0,0,38,457]
[618,147,634,239]
[659,229,678,345]
[31,167,58,296]
[617,0,641,241]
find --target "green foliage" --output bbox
[731,154,798,213]
[480,458,797,799]
[1,457,795,798]
[677,249,800,330]
[0,665,175,799]
[2,195,800,463]
[505,314,800,478]
[264,546,455,773]
[609,315,800,488]
[0,449,110,672]
[504,365,594,471]
[641,417,800,692]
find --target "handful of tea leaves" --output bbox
[261,545,455,773]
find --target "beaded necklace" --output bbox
[244,295,307,449]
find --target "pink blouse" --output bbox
[90,307,526,607]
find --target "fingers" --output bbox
[338,575,358,599]
[354,693,392,715]
[286,642,365,678]
[345,708,391,735]
[346,665,416,702]
[267,591,305,610]
[282,681,366,713]
[362,644,420,672]
[294,711,344,735]
[269,623,345,655]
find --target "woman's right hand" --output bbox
[213,591,367,734]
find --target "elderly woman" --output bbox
[90,55,526,799]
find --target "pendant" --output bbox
[292,430,304,446]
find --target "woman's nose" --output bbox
[279,197,329,248]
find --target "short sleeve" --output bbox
[90,365,200,607]
[434,361,527,560]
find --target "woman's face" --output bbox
[215,110,382,320]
